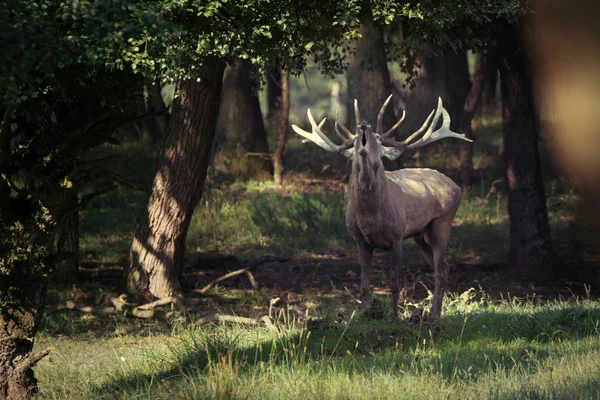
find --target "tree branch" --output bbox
[198,256,289,293]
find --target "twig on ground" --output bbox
[107,295,185,320]
[198,256,289,293]
[198,314,277,331]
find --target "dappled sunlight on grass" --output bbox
[35,291,600,399]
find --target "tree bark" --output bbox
[459,53,487,186]
[499,36,554,278]
[272,67,289,185]
[0,286,49,400]
[481,54,499,116]
[0,186,50,399]
[213,58,272,181]
[267,65,282,120]
[443,49,471,133]
[55,188,79,283]
[346,19,396,134]
[400,48,470,133]
[400,46,446,136]
[134,78,168,143]
[127,59,225,299]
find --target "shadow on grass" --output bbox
[89,300,600,398]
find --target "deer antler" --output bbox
[405,97,472,150]
[291,109,354,153]
[335,110,355,140]
[377,94,406,137]
[354,99,361,127]
[380,97,471,150]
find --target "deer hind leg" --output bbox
[358,244,374,308]
[414,234,435,269]
[389,241,403,318]
[428,217,453,318]
[407,234,435,301]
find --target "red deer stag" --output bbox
[292,96,471,318]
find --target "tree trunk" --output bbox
[0,185,50,399]
[400,47,446,136]
[127,59,225,299]
[0,282,49,400]
[459,53,487,186]
[443,49,471,133]
[272,67,289,185]
[134,78,168,143]
[55,188,79,283]
[267,65,282,120]
[346,18,398,170]
[499,36,554,279]
[346,19,396,134]
[481,54,499,116]
[400,48,469,129]
[213,58,272,181]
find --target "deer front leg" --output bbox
[429,218,452,318]
[357,244,374,308]
[389,241,403,318]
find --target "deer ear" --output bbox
[381,146,404,160]
[341,148,355,159]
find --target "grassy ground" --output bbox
[36,292,600,399]
[35,103,600,398]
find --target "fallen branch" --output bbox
[16,348,51,372]
[198,314,277,331]
[198,268,248,293]
[107,295,185,320]
[198,256,289,294]
[137,296,185,311]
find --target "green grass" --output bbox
[35,292,600,399]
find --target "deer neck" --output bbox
[349,161,388,215]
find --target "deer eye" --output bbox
[375,134,381,140]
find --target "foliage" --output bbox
[0,198,53,307]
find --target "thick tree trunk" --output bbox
[272,67,289,185]
[0,284,49,400]
[213,58,272,181]
[459,53,487,186]
[127,59,225,299]
[499,37,554,278]
[346,20,396,133]
[400,47,446,136]
[400,48,469,133]
[55,188,79,283]
[0,186,50,399]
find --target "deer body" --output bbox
[292,96,470,318]
[348,168,461,248]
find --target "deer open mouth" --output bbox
[361,131,367,146]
